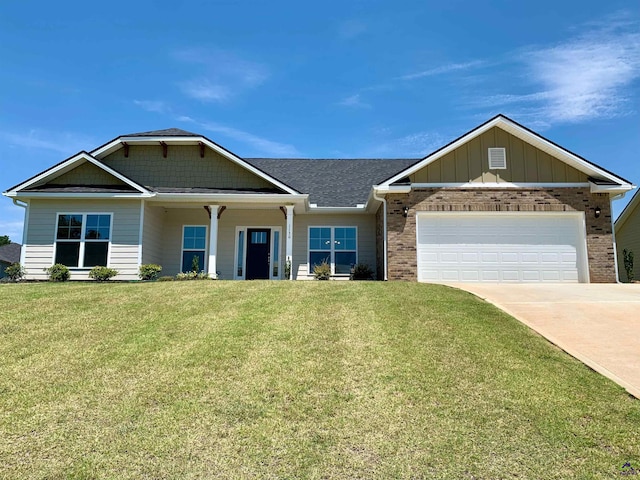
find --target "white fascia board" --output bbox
[411,182,591,189]
[373,185,412,194]
[307,205,369,214]
[6,192,154,199]
[92,135,301,196]
[6,152,149,195]
[380,116,632,188]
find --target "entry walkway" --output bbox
[448,283,640,399]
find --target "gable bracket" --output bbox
[160,141,168,158]
[279,206,287,219]
[204,205,211,219]
[199,142,205,158]
[217,206,226,219]
[123,142,129,158]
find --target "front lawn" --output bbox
[0,281,638,479]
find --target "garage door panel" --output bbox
[416,214,586,283]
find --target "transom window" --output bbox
[308,226,357,275]
[55,213,112,268]
[182,226,207,272]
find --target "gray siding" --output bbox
[141,203,165,266]
[292,213,377,280]
[47,161,127,186]
[102,145,275,190]
[23,199,142,280]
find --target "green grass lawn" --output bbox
[0,281,638,479]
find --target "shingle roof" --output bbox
[123,128,200,137]
[0,243,21,264]
[245,158,418,207]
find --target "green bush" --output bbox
[88,266,119,281]
[350,263,374,280]
[45,264,70,282]
[138,264,163,281]
[175,271,210,281]
[623,249,634,282]
[4,262,25,282]
[313,261,331,280]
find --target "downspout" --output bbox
[373,189,388,281]
[12,199,28,266]
[610,191,628,283]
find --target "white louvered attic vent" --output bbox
[488,147,507,169]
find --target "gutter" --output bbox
[12,199,28,266]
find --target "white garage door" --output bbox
[416,213,588,283]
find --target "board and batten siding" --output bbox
[292,213,377,280]
[410,127,589,184]
[616,201,640,282]
[23,199,142,280]
[141,203,165,266]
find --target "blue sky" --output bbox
[1,0,639,243]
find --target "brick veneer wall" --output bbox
[386,188,615,283]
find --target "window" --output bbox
[55,213,112,268]
[181,226,207,272]
[308,227,357,275]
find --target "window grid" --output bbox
[308,227,357,275]
[54,213,112,268]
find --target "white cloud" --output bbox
[482,13,640,124]
[365,131,445,157]
[399,60,485,80]
[178,118,299,157]
[173,48,268,103]
[338,94,372,109]
[133,100,170,113]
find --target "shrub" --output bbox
[623,249,634,282]
[88,266,119,281]
[138,264,162,281]
[4,262,25,282]
[45,264,70,282]
[175,271,210,281]
[350,263,374,280]
[157,276,174,282]
[191,255,200,273]
[313,261,331,280]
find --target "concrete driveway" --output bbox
[447,283,640,399]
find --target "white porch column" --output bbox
[285,205,294,280]
[208,205,218,279]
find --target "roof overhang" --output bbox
[3,151,151,197]
[91,134,301,196]
[379,115,634,193]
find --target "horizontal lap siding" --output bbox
[24,199,142,280]
[160,208,211,276]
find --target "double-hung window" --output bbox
[55,213,112,267]
[181,226,207,272]
[308,226,357,275]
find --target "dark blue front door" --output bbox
[246,229,270,280]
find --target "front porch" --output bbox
[141,203,295,280]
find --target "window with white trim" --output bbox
[181,226,207,272]
[308,226,357,275]
[55,213,112,267]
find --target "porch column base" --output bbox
[285,205,294,280]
